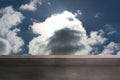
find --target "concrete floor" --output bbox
[0,55,120,80]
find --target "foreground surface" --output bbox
[0,55,120,80]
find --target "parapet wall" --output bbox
[0,55,120,80]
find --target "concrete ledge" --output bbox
[0,55,120,58]
[0,55,120,80]
[0,55,120,66]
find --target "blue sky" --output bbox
[0,0,120,55]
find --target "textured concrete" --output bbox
[0,55,120,80]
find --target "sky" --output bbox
[0,0,120,55]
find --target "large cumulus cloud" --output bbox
[0,6,24,55]
[29,11,93,55]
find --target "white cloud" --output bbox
[87,30,107,55]
[0,6,24,55]
[88,30,107,46]
[104,24,117,35]
[0,6,23,26]
[74,10,82,16]
[100,42,120,55]
[29,11,92,55]
[20,0,43,11]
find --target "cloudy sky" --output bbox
[0,0,120,55]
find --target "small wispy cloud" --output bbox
[47,2,51,6]
[20,0,43,11]
[95,12,102,19]
[103,24,117,36]
[100,42,120,55]
[74,10,82,16]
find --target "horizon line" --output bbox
[0,55,120,58]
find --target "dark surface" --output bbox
[0,55,120,80]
